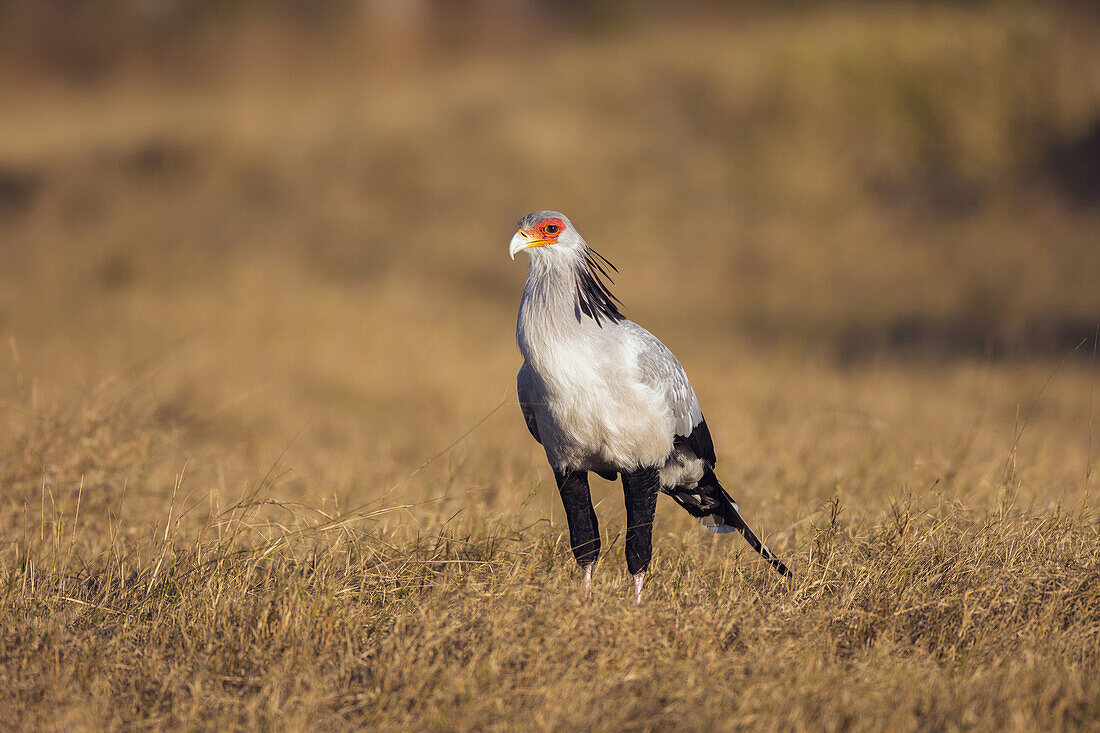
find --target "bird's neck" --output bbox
[516,255,596,360]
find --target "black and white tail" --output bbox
[667,467,792,579]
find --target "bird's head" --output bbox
[508,209,624,323]
[508,211,585,260]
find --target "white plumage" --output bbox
[516,273,697,474]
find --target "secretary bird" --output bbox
[509,211,791,604]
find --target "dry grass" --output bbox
[2,3,1100,730]
[2,386,1098,730]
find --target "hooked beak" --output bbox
[509,230,550,260]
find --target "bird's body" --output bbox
[517,282,685,474]
[509,211,789,601]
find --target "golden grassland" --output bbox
[1,4,1099,730]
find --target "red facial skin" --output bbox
[527,217,566,243]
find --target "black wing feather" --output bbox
[674,416,717,467]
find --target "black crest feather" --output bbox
[575,247,624,326]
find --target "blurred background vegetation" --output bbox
[3,0,1098,360]
[1,0,1098,510]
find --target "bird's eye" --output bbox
[544,224,560,235]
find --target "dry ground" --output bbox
[1,4,1099,731]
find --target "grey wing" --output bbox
[516,362,542,445]
[630,323,716,465]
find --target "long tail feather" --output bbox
[668,468,792,579]
[714,487,792,578]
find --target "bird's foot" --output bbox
[582,564,594,600]
[632,571,645,605]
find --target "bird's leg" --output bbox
[621,467,660,604]
[553,468,600,597]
